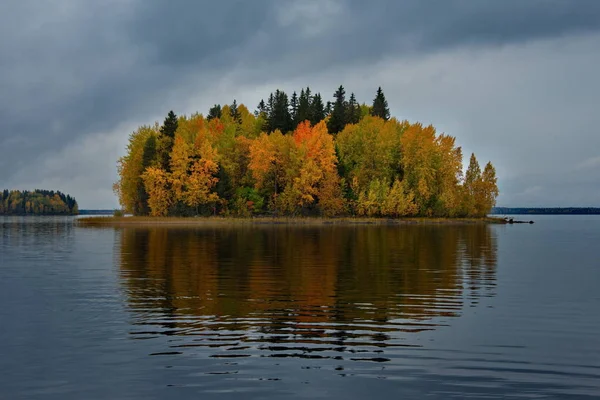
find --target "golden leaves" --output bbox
[117,102,498,218]
[141,167,172,217]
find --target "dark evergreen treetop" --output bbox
[255,99,267,117]
[325,101,332,117]
[347,92,360,125]
[160,110,178,139]
[254,85,392,133]
[255,99,269,131]
[230,99,241,123]
[310,93,325,126]
[327,85,347,134]
[297,87,312,124]
[267,89,293,133]
[142,135,157,169]
[158,110,178,172]
[370,87,390,121]
[207,104,222,121]
[136,135,157,215]
[290,91,299,125]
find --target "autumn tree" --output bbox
[185,141,220,214]
[114,124,159,215]
[169,135,192,201]
[137,135,157,215]
[463,153,482,216]
[289,121,344,215]
[336,116,406,210]
[400,123,444,216]
[248,130,293,213]
[142,167,172,217]
[432,135,464,216]
[480,162,499,216]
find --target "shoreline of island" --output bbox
[76,216,508,227]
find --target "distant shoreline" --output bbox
[76,216,508,227]
[492,207,600,215]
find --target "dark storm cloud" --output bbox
[1,0,599,206]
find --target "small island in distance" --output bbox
[110,86,500,221]
[0,189,78,215]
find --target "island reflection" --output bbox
[117,224,497,359]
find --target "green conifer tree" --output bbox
[207,104,222,121]
[310,92,325,125]
[290,91,299,127]
[347,92,360,124]
[327,85,347,134]
[370,87,390,121]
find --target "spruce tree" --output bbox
[290,91,299,127]
[327,85,347,134]
[268,89,292,133]
[207,104,222,121]
[255,99,269,132]
[266,93,275,131]
[370,87,390,121]
[230,99,241,123]
[158,111,178,173]
[347,92,360,124]
[310,93,325,125]
[255,99,267,117]
[160,110,178,139]
[325,101,332,116]
[297,87,312,124]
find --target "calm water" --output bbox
[1,216,599,399]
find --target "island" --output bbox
[0,189,78,215]
[110,86,499,220]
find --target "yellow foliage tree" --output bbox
[114,124,159,215]
[184,141,220,213]
[141,167,172,216]
[170,135,192,201]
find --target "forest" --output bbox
[0,189,79,215]
[114,86,499,218]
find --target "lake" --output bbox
[1,216,599,399]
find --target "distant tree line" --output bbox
[0,190,79,215]
[114,86,499,218]
[493,207,600,215]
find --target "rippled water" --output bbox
[1,216,599,399]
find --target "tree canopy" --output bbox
[114,86,499,218]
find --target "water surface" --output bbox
[1,216,599,399]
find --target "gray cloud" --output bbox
[1,0,599,207]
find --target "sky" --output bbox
[1,0,599,209]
